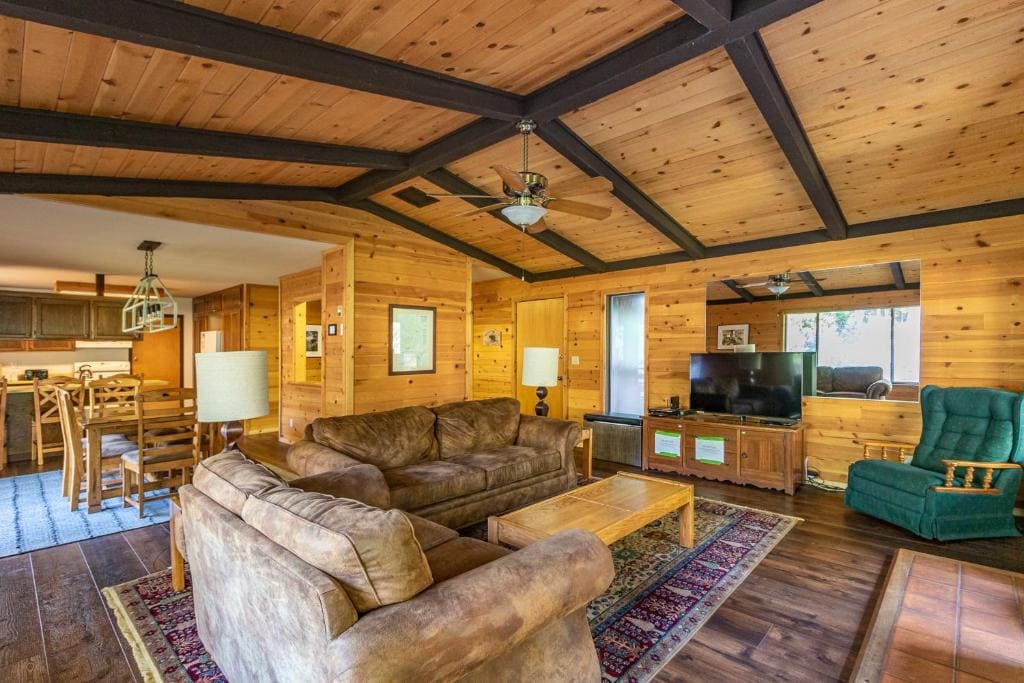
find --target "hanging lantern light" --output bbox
[122,241,178,334]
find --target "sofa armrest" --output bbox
[328,529,613,682]
[286,439,365,477]
[516,414,582,476]
[866,379,893,400]
[290,464,391,509]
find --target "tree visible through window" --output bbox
[784,306,920,382]
[607,292,645,414]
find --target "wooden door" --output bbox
[738,429,787,490]
[515,297,565,417]
[131,316,183,385]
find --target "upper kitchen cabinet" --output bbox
[91,300,138,340]
[0,294,34,338]
[35,297,91,339]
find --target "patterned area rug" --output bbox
[102,498,798,682]
[0,470,169,558]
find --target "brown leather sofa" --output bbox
[287,397,581,528]
[180,452,614,682]
[816,365,893,400]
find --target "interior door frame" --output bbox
[512,294,569,420]
[600,286,650,416]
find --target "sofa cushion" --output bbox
[832,366,883,393]
[192,451,285,516]
[290,464,390,509]
[449,445,561,490]
[432,398,521,458]
[384,461,487,510]
[425,537,512,583]
[848,459,945,497]
[912,386,1023,473]
[816,366,834,394]
[311,406,438,470]
[243,487,433,613]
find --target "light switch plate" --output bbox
[571,355,580,366]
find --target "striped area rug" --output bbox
[0,469,169,558]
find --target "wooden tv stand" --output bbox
[642,413,804,495]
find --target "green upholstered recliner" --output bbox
[845,385,1023,541]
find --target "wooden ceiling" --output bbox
[0,0,1019,282]
[707,259,921,302]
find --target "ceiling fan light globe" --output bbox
[767,283,790,296]
[501,203,547,227]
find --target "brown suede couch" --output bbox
[287,398,581,529]
[180,452,614,682]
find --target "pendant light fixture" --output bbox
[122,241,178,333]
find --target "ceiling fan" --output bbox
[736,272,827,297]
[427,119,614,234]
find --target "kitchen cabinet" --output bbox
[0,295,33,338]
[35,297,90,339]
[643,415,804,495]
[91,300,138,340]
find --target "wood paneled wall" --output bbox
[473,216,1024,482]
[278,235,472,442]
[706,289,921,352]
[245,284,280,435]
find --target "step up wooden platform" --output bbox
[851,549,1024,682]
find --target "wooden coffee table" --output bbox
[487,472,694,549]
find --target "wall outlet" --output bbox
[289,418,295,429]
[571,355,580,366]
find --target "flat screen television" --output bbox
[689,352,815,421]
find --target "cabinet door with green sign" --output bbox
[642,417,683,473]
[683,423,740,482]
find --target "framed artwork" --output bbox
[305,325,322,357]
[389,305,436,375]
[716,323,750,350]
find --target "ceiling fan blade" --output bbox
[457,202,508,217]
[526,218,549,234]
[492,165,527,192]
[737,281,770,288]
[546,198,613,221]
[552,176,613,197]
[425,192,504,199]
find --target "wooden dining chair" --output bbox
[0,377,8,471]
[32,377,83,466]
[87,374,143,412]
[122,388,200,518]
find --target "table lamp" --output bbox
[195,350,269,453]
[522,347,559,416]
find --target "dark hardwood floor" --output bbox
[2,434,1021,682]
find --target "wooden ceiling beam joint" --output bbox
[673,0,733,29]
[725,33,847,240]
[890,262,907,290]
[723,279,756,302]
[797,271,825,296]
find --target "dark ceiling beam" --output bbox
[537,120,707,258]
[0,172,338,201]
[0,0,523,121]
[524,0,824,122]
[726,34,847,240]
[422,168,607,273]
[847,197,1024,237]
[672,0,733,29]
[332,119,515,202]
[723,279,756,302]
[708,282,920,306]
[347,200,532,281]
[797,271,825,296]
[890,262,906,289]
[0,106,408,170]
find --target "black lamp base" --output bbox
[220,420,244,453]
[534,386,549,416]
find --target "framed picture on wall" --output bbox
[717,323,750,350]
[305,325,322,357]
[389,305,436,375]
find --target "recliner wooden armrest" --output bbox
[931,459,1023,495]
[860,440,916,462]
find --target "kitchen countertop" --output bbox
[4,379,171,394]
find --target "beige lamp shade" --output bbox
[195,350,269,423]
[522,347,559,387]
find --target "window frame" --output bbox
[604,290,647,415]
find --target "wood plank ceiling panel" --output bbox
[446,136,682,262]
[184,0,685,94]
[0,140,362,185]
[371,177,578,274]
[761,0,1024,223]
[561,48,824,246]
[0,18,474,153]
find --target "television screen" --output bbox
[689,352,814,420]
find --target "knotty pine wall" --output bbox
[473,216,1024,482]
[279,236,473,443]
[706,289,921,353]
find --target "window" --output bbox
[783,306,921,382]
[607,292,645,414]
